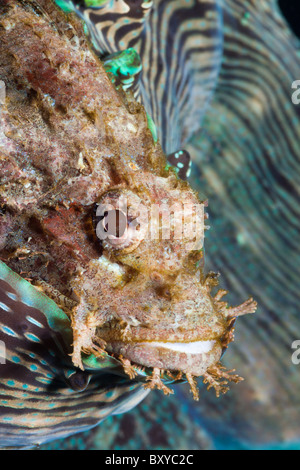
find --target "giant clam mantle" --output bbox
[0,0,257,447]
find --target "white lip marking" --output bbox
[143,340,215,355]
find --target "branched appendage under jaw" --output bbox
[186,373,200,401]
[72,334,107,370]
[119,355,139,380]
[203,363,244,398]
[144,368,174,396]
[166,370,183,381]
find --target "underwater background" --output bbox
[21,0,300,450]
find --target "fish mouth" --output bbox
[104,337,222,377]
[98,321,223,345]
[96,322,224,376]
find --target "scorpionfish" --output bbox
[0,0,257,403]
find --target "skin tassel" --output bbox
[144,368,174,396]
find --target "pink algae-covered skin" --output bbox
[0,0,256,400]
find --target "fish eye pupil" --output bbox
[102,209,127,238]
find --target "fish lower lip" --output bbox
[139,340,216,355]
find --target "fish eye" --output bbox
[100,209,127,238]
[94,190,146,253]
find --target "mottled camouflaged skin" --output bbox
[0,0,256,409]
[1,0,299,450]
[52,0,300,449]
[0,0,256,449]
